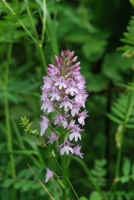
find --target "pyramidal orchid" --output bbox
[40,50,88,159]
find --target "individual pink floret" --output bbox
[47,132,59,144]
[40,116,49,136]
[59,140,74,155]
[73,145,83,158]
[45,168,54,182]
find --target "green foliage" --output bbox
[118,16,134,58]
[89,192,102,200]
[0,0,134,199]
[80,197,88,200]
[20,116,40,138]
[118,158,134,183]
[107,91,134,129]
[102,52,134,83]
[91,159,107,188]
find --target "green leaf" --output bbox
[131,163,134,174]
[18,168,33,179]
[80,197,88,200]
[102,52,133,81]
[117,195,123,200]
[106,113,123,124]
[66,29,91,43]
[120,176,130,183]
[111,106,125,119]
[125,124,134,129]
[122,158,131,176]
[118,16,134,58]
[131,163,134,180]
[89,192,102,200]
[86,73,109,92]
[131,174,134,181]
[14,180,26,189]
[82,36,107,62]
[3,179,16,188]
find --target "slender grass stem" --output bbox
[5,99,16,177]
[24,0,39,40]
[28,164,55,200]
[66,177,80,200]
[11,119,25,149]
[24,0,47,72]
[4,44,16,177]
[37,44,47,73]
[41,0,47,44]
[4,44,17,199]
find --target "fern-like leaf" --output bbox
[118,16,134,58]
[91,159,107,188]
[107,92,134,129]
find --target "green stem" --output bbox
[4,44,16,177]
[24,0,39,40]
[104,75,134,200]
[61,154,68,200]
[38,44,47,73]
[41,0,47,44]
[114,125,124,179]
[24,0,47,72]
[5,99,16,177]
[107,75,134,197]
[115,89,134,179]
[4,44,17,199]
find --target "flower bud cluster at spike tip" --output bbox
[40,50,88,158]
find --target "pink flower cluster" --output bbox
[40,50,88,158]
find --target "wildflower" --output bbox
[45,168,54,182]
[71,105,80,117]
[47,132,59,144]
[55,76,67,89]
[41,98,54,114]
[47,64,60,76]
[40,116,49,136]
[59,96,73,112]
[49,86,61,101]
[54,114,68,128]
[78,110,88,126]
[65,81,78,96]
[40,50,88,157]
[69,126,83,141]
[59,140,74,155]
[73,145,83,158]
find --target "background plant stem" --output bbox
[109,74,134,194]
[115,82,134,178]
[4,44,17,199]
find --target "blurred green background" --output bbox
[0,0,134,199]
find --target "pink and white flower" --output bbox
[59,140,74,155]
[45,168,54,182]
[47,132,59,144]
[40,50,88,158]
[40,116,49,136]
[73,145,83,158]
